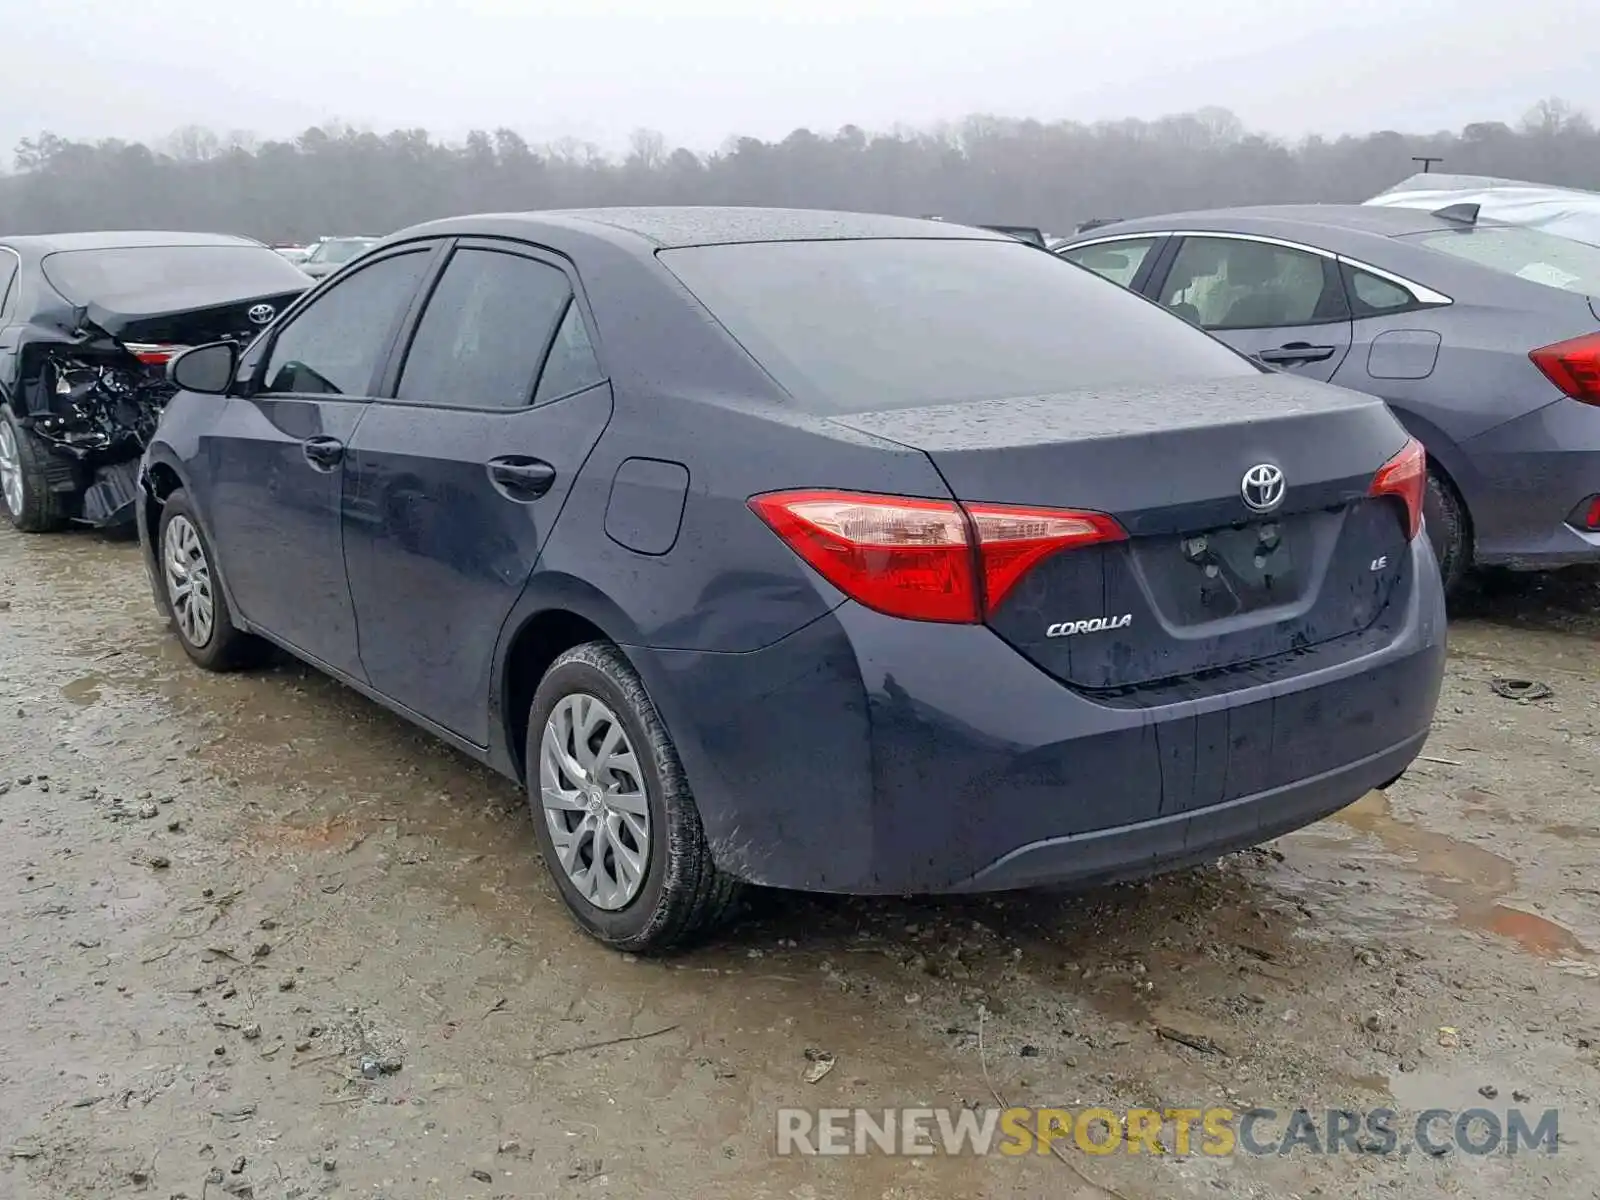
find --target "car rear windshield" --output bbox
[42,245,311,306]
[1404,225,1600,296]
[658,237,1261,413]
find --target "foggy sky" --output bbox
[9,0,1595,160]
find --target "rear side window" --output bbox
[659,238,1257,414]
[533,302,605,404]
[1343,264,1416,316]
[261,250,431,396]
[1159,237,1345,330]
[1058,238,1157,287]
[1404,225,1600,296]
[0,253,18,321]
[397,248,572,410]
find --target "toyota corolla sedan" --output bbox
[1057,204,1600,595]
[136,207,1447,952]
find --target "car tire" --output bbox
[0,405,69,533]
[1423,465,1470,599]
[526,641,740,953]
[155,489,265,671]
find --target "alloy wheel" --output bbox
[162,514,216,648]
[0,421,22,517]
[538,693,651,910]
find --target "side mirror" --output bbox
[168,341,239,395]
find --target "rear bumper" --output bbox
[628,536,1447,895]
[951,727,1426,891]
[1460,400,1600,569]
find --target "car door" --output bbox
[341,238,613,744]
[200,244,437,677]
[1149,235,1354,381]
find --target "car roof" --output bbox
[1,230,264,255]
[395,206,1008,251]
[1065,203,1469,242]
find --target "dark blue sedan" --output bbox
[136,208,1447,951]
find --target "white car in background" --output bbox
[1367,173,1600,249]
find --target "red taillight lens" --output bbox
[1530,331,1600,405]
[747,489,1126,623]
[964,501,1128,609]
[1369,437,1426,541]
[125,342,187,366]
[1570,494,1600,532]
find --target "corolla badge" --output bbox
[1240,462,1286,514]
[247,303,276,325]
[1046,614,1132,638]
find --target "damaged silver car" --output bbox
[0,231,311,532]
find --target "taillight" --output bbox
[1369,437,1426,541]
[125,342,187,366]
[1569,494,1600,532]
[1530,331,1600,405]
[747,489,1126,623]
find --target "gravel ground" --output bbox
[2,525,1598,1200]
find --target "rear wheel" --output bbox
[1423,464,1470,598]
[0,405,69,533]
[156,490,265,671]
[526,642,739,953]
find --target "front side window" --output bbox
[396,248,574,410]
[1058,238,1157,288]
[260,250,431,396]
[1159,237,1342,330]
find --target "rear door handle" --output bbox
[301,436,344,471]
[487,456,556,501]
[1255,343,1337,366]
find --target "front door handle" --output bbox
[301,436,344,471]
[487,456,556,502]
[1255,343,1337,366]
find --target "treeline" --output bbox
[1,99,1595,241]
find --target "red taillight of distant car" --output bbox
[1529,331,1600,405]
[748,489,1126,623]
[125,342,187,366]
[1368,437,1427,541]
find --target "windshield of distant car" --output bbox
[42,244,310,306]
[659,237,1260,413]
[1404,225,1600,296]
[311,238,375,264]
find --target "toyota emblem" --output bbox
[247,303,276,325]
[1240,463,1286,514]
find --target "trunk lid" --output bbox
[85,288,305,347]
[830,373,1413,691]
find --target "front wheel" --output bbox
[156,490,266,671]
[0,405,69,532]
[526,642,739,953]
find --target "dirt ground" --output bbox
[2,525,1598,1200]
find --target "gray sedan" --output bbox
[1056,205,1600,594]
[300,236,378,279]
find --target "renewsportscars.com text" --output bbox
[776,1106,1560,1158]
